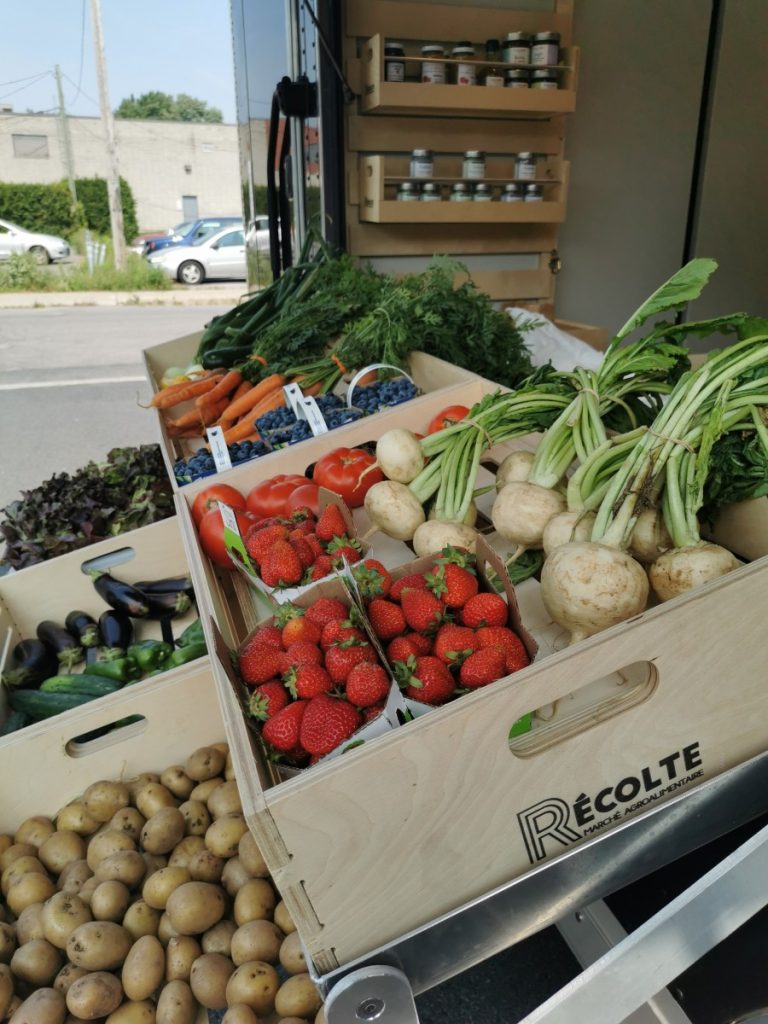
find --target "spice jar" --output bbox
[524,183,543,202]
[473,184,493,202]
[421,44,446,84]
[505,69,530,89]
[384,41,405,82]
[462,150,486,179]
[452,43,476,86]
[410,149,434,179]
[531,31,560,66]
[482,40,505,87]
[515,152,537,180]
[501,183,523,203]
[397,182,421,202]
[421,183,443,202]
[502,32,531,66]
[531,69,559,90]
[450,183,473,202]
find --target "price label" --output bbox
[282,383,305,417]
[217,502,241,537]
[206,427,232,472]
[301,396,328,435]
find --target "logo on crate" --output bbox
[517,741,704,864]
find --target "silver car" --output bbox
[0,218,70,264]
[147,224,246,285]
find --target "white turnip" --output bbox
[542,511,596,557]
[363,481,425,541]
[429,500,477,526]
[412,521,479,558]
[375,429,425,483]
[649,542,739,601]
[492,481,566,558]
[495,451,534,488]
[628,509,673,564]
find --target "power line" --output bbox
[61,72,99,109]
[0,72,49,89]
[0,72,51,101]
[67,0,88,107]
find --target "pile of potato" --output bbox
[0,743,325,1024]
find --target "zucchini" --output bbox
[40,675,121,697]
[1,710,30,735]
[8,689,95,719]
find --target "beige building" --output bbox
[0,112,260,232]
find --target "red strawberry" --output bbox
[289,506,316,527]
[320,618,365,650]
[401,588,443,634]
[390,573,427,602]
[284,641,323,667]
[299,694,361,757]
[476,626,530,673]
[362,703,385,723]
[260,540,304,587]
[386,634,421,665]
[433,624,480,666]
[461,593,509,629]
[308,555,335,582]
[262,700,308,752]
[395,655,455,705]
[250,624,283,650]
[325,641,377,684]
[282,616,322,648]
[238,641,287,686]
[286,663,334,700]
[367,598,407,641]
[306,597,349,628]
[245,523,289,566]
[345,663,390,708]
[352,558,392,599]
[316,504,347,543]
[247,680,289,721]
[426,562,478,609]
[304,534,324,560]
[289,536,316,569]
[284,745,311,767]
[405,632,433,655]
[327,535,362,565]
[459,648,507,688]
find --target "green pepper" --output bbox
[178,618,204,648]
[127,640,174,673]
[89,658,141,684]
[96,646,126,663]
[166,641,207,668]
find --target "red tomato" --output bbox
[191,484,246,527]
[246,474,308,519]
[312,448,383,508]
[285,482,321,516]
[427,405,470,434]
[198,507,255,568]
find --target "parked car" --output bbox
[0,218,70,264]
[147,225,246,285]
[143,217,243,256]
[246,215,270,252]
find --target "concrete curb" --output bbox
[0,287,248,310]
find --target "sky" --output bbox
[1,0,287,124]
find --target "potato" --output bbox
[160,767,195,801]
[211,742,229,756]
[185,746,225,782]
[275,974,323,1019]
[53,963,89,996]
[280,1019,315,1024]
[95,850,146,888]
[232,921,283,967]
[83,781,130,823]
[279,930,307,974]
[66,921,132,970]
[189,778,223,803]
[11,938,62,985]
[0,844,36,873]
[66,971,123,1019]
[0,922,16,963]
[189,952,234,1010]
[225,961,279,1015]
[141,809,185,856]
[201,919,236,957]
[135,784,176,819]
[15,816,55,849]
[168,836,205,870]
[123,899,161,940]
[225,752,236,781]
[58,859,93,895]
[142,853,168,879]
[187,850,224,884]
[155,979,195,1024]
[177,801,211,838]
[274,900,296,935]
[77,875,100,906]
[42,892,92,948]
[221,858,251,898]
[222,1006,259,1024]
[0,963,13,1019]
[122,934,165,1000]
[166,882,225,935]
[2,855,46,896]
[127,773,160,802]
[91,880,131,922]
[7,871,56,915]
[86,830,135,871]
[205,815,248,859]
[56,803,99,837]
[105,1000,156,1023]
[39,832,86,874]
[143,867,190,910]
[238,832,268,878]
[158,913,179,945]
[9,988,66,1024]
[234,879,276,926]
[110,808,146,840]
[0,836,11,857]
[207,781,242,819]
[165,936,200,982]
[16,902,45,943]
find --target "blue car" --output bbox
[143,216,242,256]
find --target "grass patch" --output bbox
[0,251,171,292]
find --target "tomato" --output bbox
[285,482,321,516]
[198,507,255,568]
[191,484,246,527]
[427,405,470,435]
[312,448,383,508]
[246,474,308,519]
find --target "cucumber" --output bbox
[40,674,121,697]
[8,689,95,720]
[1,710,30,735]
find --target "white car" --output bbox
[0,218,70,264]
[246,215,270,252]
[147,224,246,285]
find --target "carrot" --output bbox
[232,380,253,401]
[301,381,323,397]
[166,397,229,433]
[223,418,265,445]
[196,369,242,408]
[152,375,223,409]
[220,373,287,421]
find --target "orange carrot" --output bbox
[231,380,253,401]
[196,369,242,408]
[220,373,287,421]
[301,381,323,397]
[152,375,223,409]
[167,397,229,432]
[223,418,265,445]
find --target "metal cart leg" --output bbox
[325,966,420,1024]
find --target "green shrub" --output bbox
[0,182,77,237]
[74,177,138,242]
[0,251,171,292]
[0,252,48,290]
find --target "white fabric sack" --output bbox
[507,307,604,372]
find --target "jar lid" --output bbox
[412,149,432,157]
[504,183,522,191]
[531,68,557,79]
[385,41,404,50]
[421,44,444,55]
[533,31,560,43]
[525,183,542,193]
[399,182,419,191]
[422,183,440,192]
[506,69,529,80]
[452,183,470,192]
[505,31,532,43]
[452,45,475,57]
[464,150,485,159]
[517,151,534,160]
[474,184,492,193]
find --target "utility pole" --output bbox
[89,0,125,268]
[54,65,78,206]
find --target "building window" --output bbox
[12,134,49,158]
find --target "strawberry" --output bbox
[304,534,324,560]
[290,536,316,569]
[352,558,392,599]
[367,598,407,641]
[327,535,362,565]
[284,641,324,667]
[262,700,308,752]
[405,632,433,655]
[316,504,347,542]
[346,663,390,707]
[249,624,283,650]
[285,663,334,700]
[245,523,289,566]
[306,597,349,628]
[289,506,316,526]
[386,634,422,665]
[283,745,311,767]
[299,694,361,757]
[433,624,480,666]
[476,626,530,673]
[325,640,378,684]
[459,648,507,688]
[401,588,443,634]
[390,573,427,602]
[238,641,287,686]
[307,555,335,582]
[460,592,509,629]
[426,562,478,609]
[362,703,385,723]
[260,540,304,588]
[247,680,289,721]
[282,616,322,648]
[395,655,455,705]
[320,618,365,650]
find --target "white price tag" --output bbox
[282,383,305,417]
[206,427,232,472]
[301,396,328,435]
[217,502,241,536]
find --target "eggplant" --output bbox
[144,590,192,619]
[1,639,57,689]
[98,610,134,650]
[135,575,195,600]
[36,621,84,672]
[91,572,149,618]
[65,610,100,649]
